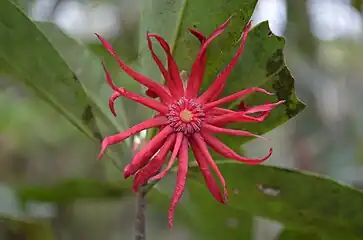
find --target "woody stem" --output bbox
[135,183,147,240]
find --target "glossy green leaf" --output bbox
[187,162,363,239]
[139,0,305,150]
[0,0,93,140]
[0,0,141,173]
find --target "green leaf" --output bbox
[139,0,305,149]
[2,218,55,240]
[148,180,253,240]
[16,178,131,204]
[187,162,363,239]
[183,184,254,240]
[0,0,93,140]
[221,50,306,148]
[276,229,322,240]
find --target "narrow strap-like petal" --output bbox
[203,88,273,110]
[189,29,207,44]
[168,137,189,229]
[208,107,235,116]
[185,28,207,97]
[150,133,184,181]
[148,34,184,97]
[198,22,252,103]
[209,82,225,101]
[146,34,179,97]
[95,34,173,103]
[242,100,285,114]
[192,133,228,203]
[133,134,176,192]
[202,131,272,164]
[202,124,269,140]
[98,116,167,159]
[186,16,233,98]
[145,86,171,103]
[190,139,225,204]
[102,63,169,114]
[124,126,173,178]
[208,110,270,125]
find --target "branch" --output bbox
[135,184,147,240]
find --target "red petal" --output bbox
[242,100,285,114]
[145,86,171,103]
[133,134,176,192]
[109,91,121,117]
[145,89,158,98]
[208,107,235,116]
[237,101,247,111]
[124,126,173,178]
[209,83,225,101]
[186,16,233,98]
[190,139,225,204]
[189,28,207,44]
[168,137,189,229]
[192,133,229,203]
[98,116,167,159]
[102,61,169,114]
[208,110,270,125]
[202,124,269,140]
[146,34,179,97]
[148,34,184,97]
[150,133,184,181]
[203,88,273,110]
[201,131,272,164]
[95,34,173,103]
[198,22,252,103]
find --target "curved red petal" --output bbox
[146,34,179,97]
[208,110,270,125]
[186,16,233,98]
[242,100,285,114]
[98,116,167,159]
[201,131,272,164]
[189,28,207,43]
[190,139,225,204]
[150,133,184,181]
[198,22,252,103]
[124,126,173,178]
[148,34,184,97]
[192,133,228,203]
[133,134,176,192]
[102,61,169,113]
[202,124,270,140]
[95,34,173,103]
[109,91,121,117]
[168,137,189,229]
[203,88,273,110]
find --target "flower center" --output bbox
[167,97,205,135]
[180,109,193,122]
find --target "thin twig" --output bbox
[135,184,147,240]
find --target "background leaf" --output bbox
[187,162,363,239]
[0,0,93,140]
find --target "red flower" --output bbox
[96,17,284,228]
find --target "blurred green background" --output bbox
[0,0,363,239]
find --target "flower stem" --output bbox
[135,184,147,240]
